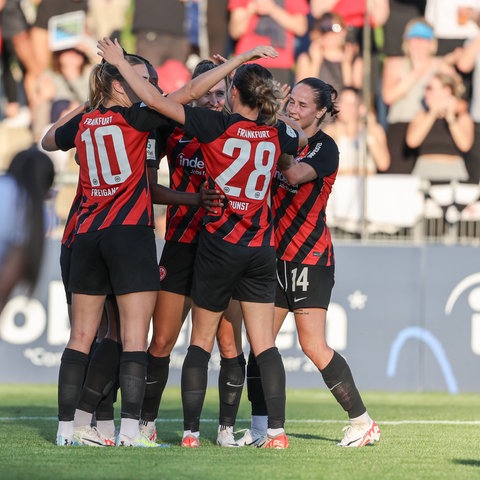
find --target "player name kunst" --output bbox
[236,127,271,139]
[230,200,249,211]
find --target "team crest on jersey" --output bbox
[146,139,156,160]
[159,265,167,281]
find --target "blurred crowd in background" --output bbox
[3,0,480,243]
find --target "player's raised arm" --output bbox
[97,37,278,124]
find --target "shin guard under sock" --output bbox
[118,351,148,420]
[77,338,121,415]
[246,350,267,416]
[181,345,210,432]
[256,347,286,429]
[320,351,366,419]
[218,353,246,426]
[141,352,170,422]
[58,348,89,421]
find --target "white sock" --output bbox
[251,415,268,433]
[267,427,284,437]
[57,420,74,436]
[96,420,116,438]
[120,418,140,438]
[73,409,93,428]
[350,411,372,428]
[183,429,199,439]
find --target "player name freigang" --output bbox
[83,116,113,126]
[236,127,271,139]
[91,187,119,196]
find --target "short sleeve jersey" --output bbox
[183,105,300,247]
[271,129,339,266]
[164,126,206,244]
[55,103,171,234]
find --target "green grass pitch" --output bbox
[1,385,479,479]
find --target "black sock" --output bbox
[218,353,245,426]
[246,350,267,416]
[93,339,122,421]
[58,348,89,421]
[320,351,366,419]
[118,351,148,420]
[181,345,210,432]
[256,347,286,429]
[141,352,170,422]
[77,338,121,415]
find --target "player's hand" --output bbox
[97,37,125,67]
[242,45,278,62]
[199,181,224,213]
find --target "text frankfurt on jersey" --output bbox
[91,187,119,196]
[236,128,271,139]
[83,116,113,126]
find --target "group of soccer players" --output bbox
[41,36,380,449]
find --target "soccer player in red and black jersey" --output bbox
[98,37,307,449]
[139,60,247,448]
[241,77,381,448]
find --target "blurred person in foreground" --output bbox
[0,147,55,312]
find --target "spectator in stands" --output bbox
[425,0,480,55]
[406,70,474,182]
[310,0,390,49]
[86,0,130,41]
[457,30,480,183]
[30,1,89,109]
[382,18,456,173]
[383,0,426,58]
[0,147,55,313]
[33,46,91,146]
[132,0,189,68]
[228,0,309,85]
[295,12,362,93]
[324,86,390,175]
[0,0,40,118]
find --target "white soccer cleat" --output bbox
[337,420,381,447]
[139,420,157,442]
[236,428,266,447]
[73,425,115,447]
[116,431,167,448]
[216,426,239,447]
[56,434,74,446]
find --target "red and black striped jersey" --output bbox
[61,179,82,248]
[272,129,338,265]
[183,105,301,247]
[55,103,171,234]
[164,126,206,244]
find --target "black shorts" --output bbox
[191,232,276,312]
[60,243,72,304]
[69,225,160,295]
[2,0,29,38]
[159,241,197,296]
[275,259,335,311]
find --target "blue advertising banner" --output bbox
[1,240,479,393]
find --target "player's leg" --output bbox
[140,241,196,440]
[242,301,288,449]
[238,305,288,446]
[181,304,223,447]
[215,299,245,447]
[140,289,191,441]
[293,263,379,447]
